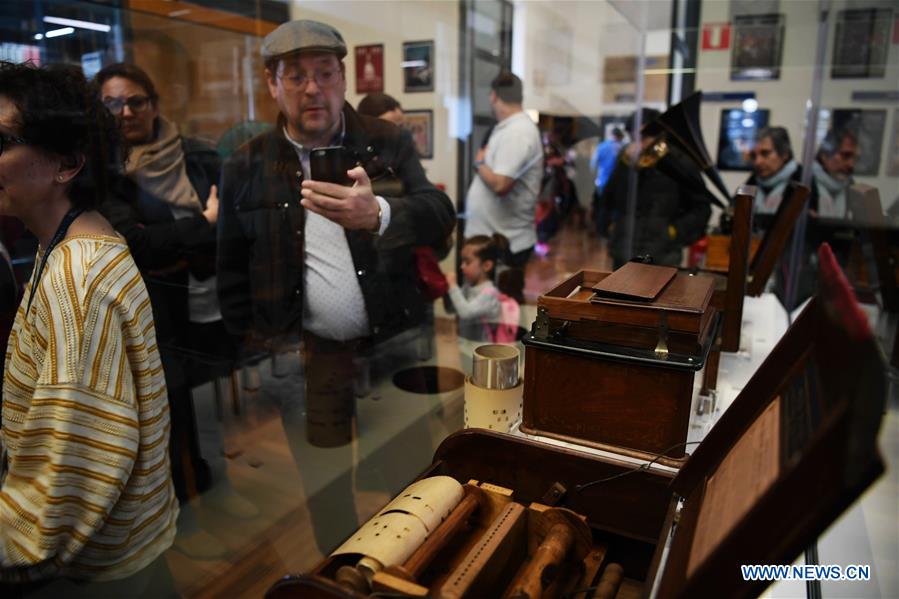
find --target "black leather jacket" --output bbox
[100,136,220,347]
[603,146,711,266]
[216,105,454,349]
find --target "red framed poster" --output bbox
[701,23,731,51]
[355,44,384,94]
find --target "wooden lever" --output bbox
[400,487,482,579]
[508,522,575,598]
[506,507,592,599]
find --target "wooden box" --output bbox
[520,264,717,460]
[266,244,887,599]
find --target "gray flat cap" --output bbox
[262,20,347,61]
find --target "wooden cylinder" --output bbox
[402,490,481,579]
[593,563,624,599]
[507,523,575,598]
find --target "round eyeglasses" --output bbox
[277,68,341,91]
[0,133,27,156]
[103,95,152,115]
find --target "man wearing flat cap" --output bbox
[216,19,454,546]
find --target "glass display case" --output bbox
[0,1,895,597]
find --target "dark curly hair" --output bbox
[93,62,159,103]
[0,61,123,210]
[357,93,401,118]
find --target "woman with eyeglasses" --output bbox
[93,63,254,559]
[0,62,177,594]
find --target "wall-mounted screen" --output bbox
[717,108,770,171]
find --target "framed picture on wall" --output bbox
[716,108,771,171]
[831,8,892,79]
[403,40,434,92]
[354,44,384,93]
[403,109,433,159]
[730,13,784,80]
[828,109,886,177]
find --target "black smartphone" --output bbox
[309,145,355,185]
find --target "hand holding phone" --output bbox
[309,145,355,186]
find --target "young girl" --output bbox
[445,234,511,341]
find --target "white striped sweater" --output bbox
[0,235,177,583]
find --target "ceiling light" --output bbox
[43,16,111,33]
[45,27,75,38]
[741,98,759,113]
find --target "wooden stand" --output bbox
[700,182,811,395]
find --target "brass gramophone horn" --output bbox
[629,92,730,208]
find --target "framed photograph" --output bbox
[354,44,384,94]
[830,109,886,177]
[402,40,434,93]
[730,13,784,80]
[403,109,433,159]
[887,109,899,177]
[831,8,892,79]
[716,108,771,171]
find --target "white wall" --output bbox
[514,0,670,117]
[697,0,899,208]
[287,1,460,204]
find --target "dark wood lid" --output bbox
[538,269,715,335]
[653,243,887,598]
[590,272,715,314]
[592,262,677,301]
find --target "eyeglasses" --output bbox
[277,68,341,91]
[103,95,152,115]
[0,133,26,156]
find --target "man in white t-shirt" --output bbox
[465,71,543,288]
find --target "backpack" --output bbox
[483,288,521,344]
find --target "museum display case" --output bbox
[0,1,895,597]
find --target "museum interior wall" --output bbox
[289,0,461,205]
[698,0,899,203]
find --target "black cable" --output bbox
[575,441,702,492]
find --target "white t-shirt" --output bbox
[465,111,543,254]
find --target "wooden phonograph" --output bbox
[520,262,717,463]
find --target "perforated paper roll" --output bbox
[464,376,523,432]
[331,476,464,571]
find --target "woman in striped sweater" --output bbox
[0,62,177,595]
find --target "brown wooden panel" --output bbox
[592,263,676,301]
[522,346,695,456]
[127,0,280,36]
